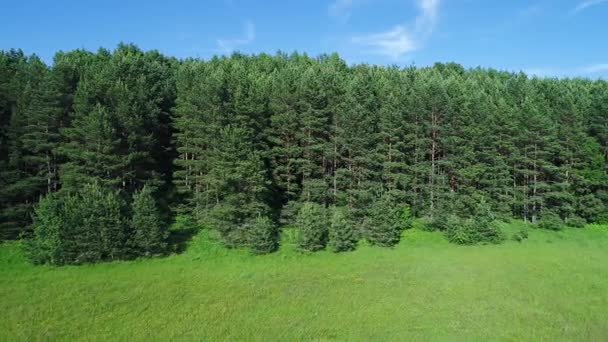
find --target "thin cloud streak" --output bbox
[351,0,439,60]
[329,0,356,20]
[583,64,608,73]
[216,21,255,54]
[352,25,416,59]
[524,63,608,78]
[572,0,608,13]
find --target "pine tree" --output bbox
[297,64,332,205]
[333,66,381,223]
[268,63,305,222]
[328,206,357,252]
[376,68,411,206]
[60,104,127,189]
[468,198,504,244]
[203,126,273,248]
[296,202,328,252]
[248,215,279,255]
[0,54,55,238]
[28,183,127,265]
[131,185,168,256]
[172,60,222,214]
[26,192,64,265]
[61,44,175,195]
[366,195,403,247]
[409,69,451,218]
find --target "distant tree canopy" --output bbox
[1,45,608,263]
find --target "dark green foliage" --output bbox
[444,218,474,245]
[400,206,414,231]
[596,213,608,225]
[25,193,63,264]
[296,202,328,252]
[442,199,504,245]
[429,212,461,233]
[4,45,608,261]
[28,183,127,265]
[248,215,279,255]
[60,44,175,193]
[0,55,62,238]
[512,229,529,242]
[469,198,505,244]
[444,218,504,245]
[328,206,357,252]
[200,126,273,248]
[566,216,587,229]
[576,195,605,223]
[367,196,403,247]
[60,104,128,189]
[538,211,565,231]
[131,185,168,256]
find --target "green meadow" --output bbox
[2,222,608,341]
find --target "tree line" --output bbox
[1,44,607,263]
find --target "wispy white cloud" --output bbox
[216,21,255,54]
[572,0,608,13]
[351,0,439,60]
[329,0,356,20]
[582,64,608,73]
[524,63,608,78]
[352,25,416,59]
[415,0,439,34]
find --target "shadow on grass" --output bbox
[167,227,199,254]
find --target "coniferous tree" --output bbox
[328,206,357,252]
[131,185,168,256]
[203,126,273,248]
[61,44,175,194]
[0,55,55,238]
[249,215,279,254]
[367,195,403,247]
[26,192,64,264]
[60,104,127,189]
[468,198,504,244]
[296,202,328,252]
[28,183,127,265]
[3,46,608,254]
[268,62,306,222]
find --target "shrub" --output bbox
[400,206,414,230]
[131,185,168,256]
[469,199,504,244]
[296,202,328,252]
[445,219,473,245]
[429,208,460,232]
[28,183,128,265]
[248,215,279,255]
[328,206,357,252]
[442,198,504,245]
[577,194,605,223]
[26,193,64,265]
[367,196,403,247]
[204,203,242,248]
[566,215,587,228]
[538,211,564,231]
[512,230,529,242]
[596,213,608,225]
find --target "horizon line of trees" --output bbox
[1,44,607,264]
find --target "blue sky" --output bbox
[1,0,607,78]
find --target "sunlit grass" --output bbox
[1,222,608,340]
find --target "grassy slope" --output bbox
[1,222,608,341]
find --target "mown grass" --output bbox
[1,221,608,341]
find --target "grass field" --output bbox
[1,221,608,341]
